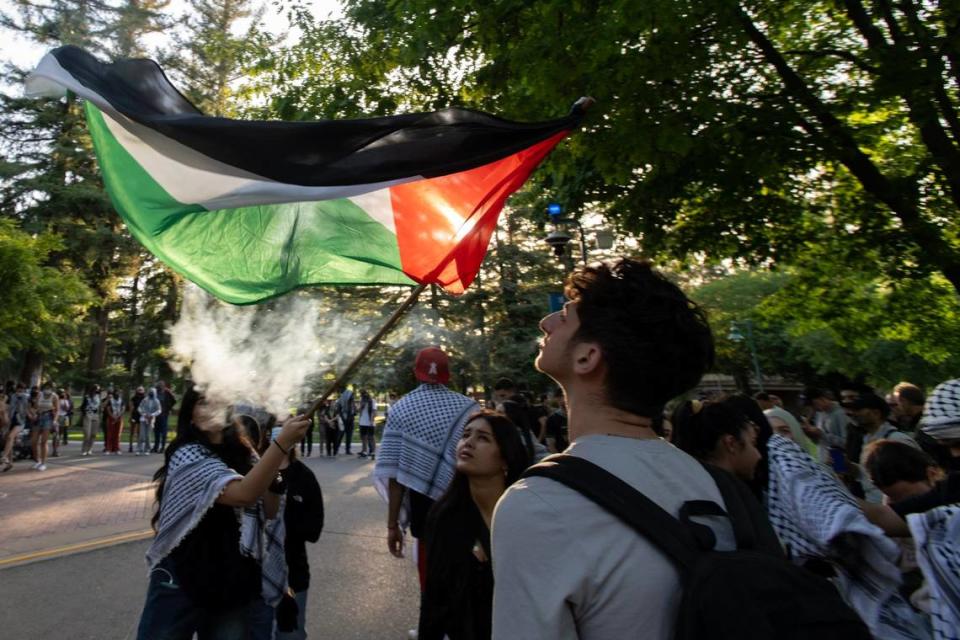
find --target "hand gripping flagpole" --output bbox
[306,283,428,418]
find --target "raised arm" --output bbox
[218,415,310,508]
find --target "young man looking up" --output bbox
[491,259,716,640]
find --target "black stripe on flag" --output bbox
[50,46,585,187]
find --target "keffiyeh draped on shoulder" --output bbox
[146,443,259,569]
[373,384,478,514]
[767,435,930,640]
[908,505,960,640]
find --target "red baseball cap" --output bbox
[414,347,450,384]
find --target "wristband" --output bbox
[272,438,291,455]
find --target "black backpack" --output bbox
[522,454,871,640]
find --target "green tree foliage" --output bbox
[692,266,960,392]
[168,0,277,116]
[334,0,960,295]
[0,221,91,380]
[1,0,173,385]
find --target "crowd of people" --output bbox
[374,258,959,640]
[3,257,959,640]
[0,380,178,471]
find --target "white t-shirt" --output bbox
[491,434,725,640]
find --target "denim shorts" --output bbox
[37,412,54,431]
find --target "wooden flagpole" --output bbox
[306,283,428,418]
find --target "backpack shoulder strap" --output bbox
[522,453,699,571]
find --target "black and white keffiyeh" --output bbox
[146,444,261,569]
[260,494,287,607]
[767,435,930,640]
[921,379,960,442]
[908,505,960,640]
[373,384,478,518]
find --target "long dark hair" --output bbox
[150,387,257,531]
[500,398,537,465]
[423,410,528,606]
[673,400,752,461]
[724,393,773,497]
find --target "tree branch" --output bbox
[897,0,960,145]
[734,3,960,291]
[784,48,878,73]
[840,0,889,49]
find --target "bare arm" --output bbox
[217,415,309,508]
[387,478,406,557]
[859,499,911,537]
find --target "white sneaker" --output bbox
[36,464,46,471]
[407,630,419,640]
[32,461,41,469]
[136,451,142,456]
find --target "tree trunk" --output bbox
[19,349,44,387]
[122,270,141,374]
[86,303,110,377]
[157,273,181,380]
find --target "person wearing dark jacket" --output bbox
[277,445,325,640]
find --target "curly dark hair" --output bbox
[564,259,714,417]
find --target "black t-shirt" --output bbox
[891,472,960,518]
[283,460,325,592]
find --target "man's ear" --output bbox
[718,433,740,454]
[571,341,603,375]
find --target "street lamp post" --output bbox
[728,319,764,392]
[544,203,588,266]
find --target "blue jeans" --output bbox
[276,590,308,640]
[248,597,276,640]
[136,558,251,640]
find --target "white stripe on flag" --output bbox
[28,51,421,217]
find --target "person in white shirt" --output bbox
[491,259,716,640]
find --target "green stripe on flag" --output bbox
[85,103,415,304]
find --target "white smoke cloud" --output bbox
[168,285,380,414]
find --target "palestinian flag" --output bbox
[26,46,586,304]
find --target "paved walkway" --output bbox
[0,448,155,560]
[0,445,421,638]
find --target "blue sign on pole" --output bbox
[548,292,566,313]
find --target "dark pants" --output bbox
[299,420,314,457]
[137,558,250,640]
[342,416,355,454]
[153,414,169,452]
[325,425,338,456]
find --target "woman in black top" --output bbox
[419,410,529,640]
[136,387,309,640]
